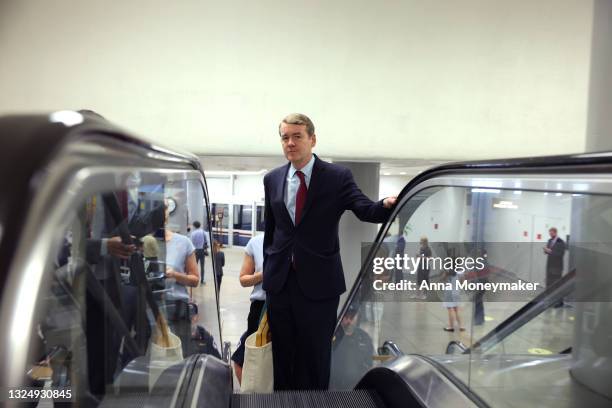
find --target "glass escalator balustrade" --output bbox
[24,171,223,405]
[3,115,612,408]
[332,184,612,408]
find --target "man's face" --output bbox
[341,313,357,335]
[549,228,557,239]
[279,122,316,165]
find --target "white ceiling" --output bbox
[200,155,446,176]
[0,0,592,161]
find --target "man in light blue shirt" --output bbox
[190,221,211,284]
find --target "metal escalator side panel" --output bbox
[445,341,468,355]
[182,354,232,408]
[356,355,484,408]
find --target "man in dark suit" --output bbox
[85,191,165,396]
[263,113,396,390]
[543,227,566,307]
[543,227,566,287]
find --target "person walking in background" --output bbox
[543,227,566,307]
[393,234,406,284]
[163,200,200,355]
[213,240,225,291]
[471,247,488,325]
[442,262,464,332]
[190,221,210,285]
[263,113,396,390]
[231,233,266,384]
[416,236,432,299]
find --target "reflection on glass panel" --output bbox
[256,205,265,232]
[27,172,220,404]
[233,204,252,230]
[211,203,229,245]
[233,204,253,246]
[331,185,579,391]
[485,306,575,356]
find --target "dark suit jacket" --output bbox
[263,156,391,300]
[546,237,566,273]
[87,194,165,279]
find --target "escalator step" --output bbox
[232,389,385,408]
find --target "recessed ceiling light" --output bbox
[399,172,407,175]
[383,172,391,176]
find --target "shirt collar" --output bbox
[289,154,316,179]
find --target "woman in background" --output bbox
[164,199,199,355]
[442,258,464,332]
[416,236,432,299]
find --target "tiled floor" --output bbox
[190,246,252,389]
[217,246,254,349]
[189,246,253,351]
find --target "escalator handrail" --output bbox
[379,340,404,357]
[466,268,575,353]
[415,354,491,408]
[446,341,468,354]
[363,352,491,408]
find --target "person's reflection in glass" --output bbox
[416,236,432,299]
[163,198,200,355]
[330,305,374,390]
[543,227,566,308]
[442,260,465,332]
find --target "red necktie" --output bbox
[295,170,307,224]
[117,191,129,219]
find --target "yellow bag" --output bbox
[255,311,272,346]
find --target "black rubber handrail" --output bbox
[378,341,404,357]
[446,341,468,354]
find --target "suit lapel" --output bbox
[278,163,293,225]
[297,156,324,226]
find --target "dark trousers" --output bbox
[546,267,563,307]
[168,300,193,357]
[247,299,266,334]
[473,291,485,325]
[231,299,266,366]
[268,269,339,390]
[86,276,122,397]
[195,249,206,283]
[216,274,223,291]
[417,269,430,286]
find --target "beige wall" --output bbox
[586,0,612,151]
[0,0,594,160]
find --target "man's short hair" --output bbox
[549,227,557,233]
[193,221,201,229]
[279,113,315,137]
[345,304,359,318]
